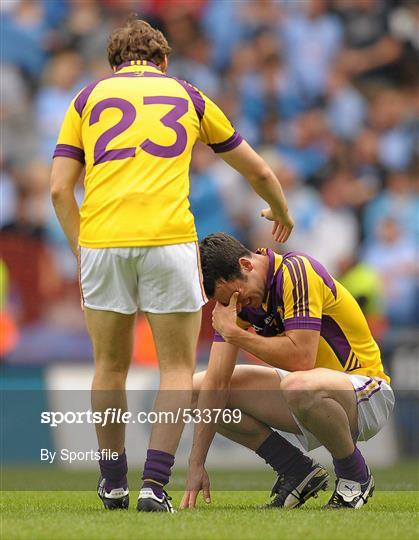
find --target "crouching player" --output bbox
[181,233,394,510]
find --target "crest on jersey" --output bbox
[277,306,284,320]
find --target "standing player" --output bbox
[50,18,293,512]
[181,233,394,510]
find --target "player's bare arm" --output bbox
[213,298,319,371]
[180,337,239,510]
[219,141,294,243]
[50,156,83,257]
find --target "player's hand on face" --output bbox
[180,464,211,510]
[261,207,294,243]
[212,292,239,341]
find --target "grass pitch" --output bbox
[1,465,418,540]
[1,490,418,540]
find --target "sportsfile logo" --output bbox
[41,408,242,427]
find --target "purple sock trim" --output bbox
[333,446,368,484]
[256,431,312,477]
[99,449,128,491]
[142,449,175,498]
[142,480,164,498]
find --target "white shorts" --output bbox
[79,243,207,314]
[276,369,395,452]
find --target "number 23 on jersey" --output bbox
[89,96,189,165]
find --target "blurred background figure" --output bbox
[363,217,417,328]
[1,0,417,459]
[35,49,85,161]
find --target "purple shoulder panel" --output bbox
[73,69,162,117]
[284,251,337,299]
[275,267,284,303]
[172,78,205,122]
[74,76,113,117]
[320,315,351,367]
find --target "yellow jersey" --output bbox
[53,60,243,248]
[214,249,389,383]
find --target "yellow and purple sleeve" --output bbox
[198,91,243,153]
[282,256,323,332]
[53,97,85,164]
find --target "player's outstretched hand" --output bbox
[180,464,211,510]
[261,207,294,243]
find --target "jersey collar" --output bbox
[256,248,283,308]
[256,248,276,290]
[114,60,163,73]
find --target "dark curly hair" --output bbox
[107,16,172,68]
[199,233,251,298]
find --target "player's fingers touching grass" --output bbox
[203,485,211,505]
[180,464,212,509]
[188,490,198,510]
[179,490,191,509]
[180,487,211,510]
[179,490,202,510]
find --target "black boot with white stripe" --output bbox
[137,488,175,513]
[324,470,375,509]
[97,477,129,510]
[264,462,329,509]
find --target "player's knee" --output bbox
[229,365,256,390]
[159,351,196,373]
[160,363,195,379]
[281,372,322,412]
[94,356,130,376]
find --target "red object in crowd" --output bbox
[0,311,19,356]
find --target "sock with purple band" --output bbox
[142,449,175,498]
[333,446,368,484]
[256,431,313,477]
[99,449,128,492]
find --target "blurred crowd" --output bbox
[1,0,418,364]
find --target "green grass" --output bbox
[1,465,418,540]
[1,490,418,540]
